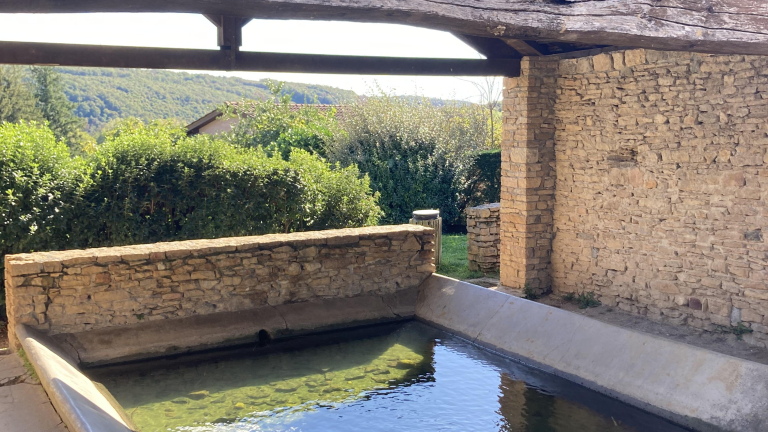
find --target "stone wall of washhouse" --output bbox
[500,57,559,294]
[466,203,501,273]
[502,49,768,345]
[5,225,435,345]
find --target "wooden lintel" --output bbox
[0,41,521,76]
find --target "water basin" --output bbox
[88,321,690,432]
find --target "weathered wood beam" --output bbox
[0,41,521,76]
[2,1,768,56]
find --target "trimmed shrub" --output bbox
[0,123,87,314]
[464,149,501,207]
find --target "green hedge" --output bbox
[464,149,501,207]
[0,122,382,316]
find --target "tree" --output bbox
[465,77,502,148]
[31,66,87,150]
[0,66,41,124]
[327,93,491,226]
[222,80,339,159]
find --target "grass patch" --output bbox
[716,323,754,341]
[17,348,38,383]
[523,284,539,300]
[437,234,487,281]
[562,292,601,309]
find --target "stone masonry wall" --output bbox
[5,225,435,341]
[466,203,501,273]
[550,49,768,345]
[500,57,559,294]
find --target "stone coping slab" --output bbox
[6,225,433,275]
[15,324,136,432]
[465,202,500,212]
[416,274,768,432]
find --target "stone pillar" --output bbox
[466,203,500,273]
[500,57,559,295]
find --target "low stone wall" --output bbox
[466,203,501,273]
[5,225,435,348]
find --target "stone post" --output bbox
[466,203,500,273]
[500,57,559,295]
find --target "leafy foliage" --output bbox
[523,284,539,300]
[560,291,602,308]
[222,81,340,159]
[576,292,602,309]
[31,67,91,152]
[464,149,501,207]
[327,94,493,226]
[0,122,381,314]
[0,123,86,314]
[58,68,357,132]
[0,66,41,125]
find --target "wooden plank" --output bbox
[0,41,521,76]
[502,40,544,57]
[1,1,768,55]
[454,35,523,59]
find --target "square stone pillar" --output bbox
[500,57,559,295]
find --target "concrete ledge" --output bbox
[15,325,136,432]
[54,287,418,366]
[416,275,768,432]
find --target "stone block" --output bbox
[624,49,646,67]
[650,280,680,294]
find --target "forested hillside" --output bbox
[58,68,358,132]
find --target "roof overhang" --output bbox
[1,1,764,76]
[0,1,766,56]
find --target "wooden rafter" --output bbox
[502,40,545,57]
[0,41,521,76]
[1,1,767,56]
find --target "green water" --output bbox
[89,322,690,432]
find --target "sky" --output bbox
[0,13,501,102]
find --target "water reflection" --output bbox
[89,322,689,432]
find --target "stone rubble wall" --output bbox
[550,49,768,345]
[5,225,435,341]
[466,203,501,273]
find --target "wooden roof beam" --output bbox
[2,1,768,56]
[0,41,521,76]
